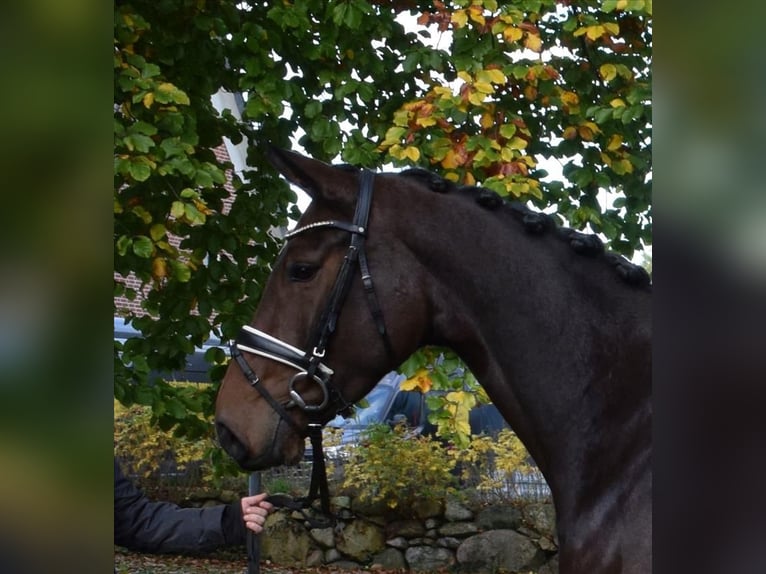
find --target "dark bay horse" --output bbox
[215,148,652,573]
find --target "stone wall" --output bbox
[257,495,559,574]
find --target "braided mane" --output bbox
[400,167,651,290]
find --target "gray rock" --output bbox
[332,495,351,509]
[386,536,408,549]
[409,537,434,546]
[306,549,324,567]
[523,502,556,536]
[371,547,406,570]
[412,498,443,519]
[336,519,385,561]
[438,521,480,537]
[310,526,335,548]
[405,545,456,571]
[424,518,440,530]
[324,548,342,563]
[457,529,539,573]
[445,498,474,521]
[476,504,523,530]
[437,536,461,549]
[260,512,317,566]
[386,519,425,539]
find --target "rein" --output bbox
[230,169,392,526]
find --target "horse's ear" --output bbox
[266,147,346,202]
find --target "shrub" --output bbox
[451,428,534,496]
[341,422,459,512]
[114,398,217,485]
[341,423,536,512]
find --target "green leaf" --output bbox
[132,236,153,258]
[116,235,131,256]
[128,159,152,182]
[305,101,322,118]
[499,124,517,138]
[399,352,426,377]
[149,224,166,241]
[170,201,185,219]
[170,260,192,282]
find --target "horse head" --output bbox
[215,149,428,469]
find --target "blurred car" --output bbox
[304,371,510,461]
[114,316,225,383]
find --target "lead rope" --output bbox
[264,424,336,528]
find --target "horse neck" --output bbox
[399,191,651,511]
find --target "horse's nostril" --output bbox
[215,420,248,464]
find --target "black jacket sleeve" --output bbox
[114,458,246,554]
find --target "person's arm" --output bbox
[114,459,245,554]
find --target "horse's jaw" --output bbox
[216,414,306,471]
[236,443,305,471]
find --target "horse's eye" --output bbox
[287,262,319,282]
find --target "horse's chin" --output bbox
[239,430,306,471]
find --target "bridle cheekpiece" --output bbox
[229,168,392,426]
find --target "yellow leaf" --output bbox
[467,6,485,26]
[442,148,462,169]
[607,134,623,151]
[560,91,579,107]
[444,172,459,182]
[524,33,542,53]
[193,198,213,216]
[415,116,437,127]
[468,90,487,105]
[151,257,168,279]
[477,68,506,85]
[563,126,578,140]
[401,369,432,393]
[600,152,613,166]
[433,86,453,99]
[599,63,617,82]
[451,9,468,28]
[456,419,471,436]
[403,146,421,162]
[457,71,473,84]
[613,158,634,174]
[508,136,528,150]
[610,98,626,108]
[604,22,620,36]
[393,109,411,127]
[463,171,476,186]
[142,92,154,108]
[503,26,523,43]
[381,126,406,148]
[480,112,494,130]
[589,25,605,40]
[578,121,601,141]
[474,81,495,94]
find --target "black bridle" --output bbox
[229,169,392,525]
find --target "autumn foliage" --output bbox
[114,0,650,453]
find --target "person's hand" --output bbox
[240,493,274,534]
